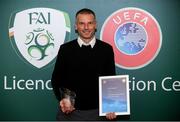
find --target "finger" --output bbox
[60,100,65,108]
[64,106,69,112]
[61,105,69,113]
[112,112,117,119]
[65,107,73,114]
[62,107,70,114]
[61,107,66,113]
[65,110,70,114]
[65,106,73,113]
[106,112,116,120]
[66,106,75,114]
[60,103,64,108]
[106,113,111,120]
[109,113,113,120]
[110,112,116,120]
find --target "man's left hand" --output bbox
[106,112,117,120]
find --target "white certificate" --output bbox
[99,75,130,116]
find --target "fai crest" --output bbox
[100,7,162,69]
[9,8,70,68]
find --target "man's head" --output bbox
[75,8,97,43]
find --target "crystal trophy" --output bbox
[59,88,76,106]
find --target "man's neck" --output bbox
[77,36,96,48]
[80,36,94,43]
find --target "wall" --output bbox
[0,0,179,120]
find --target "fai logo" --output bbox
[9,8,70,68]
[101,7,162,69]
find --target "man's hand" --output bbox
[106,112,117,120]
[60,98,75,114]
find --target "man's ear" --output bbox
[75,24,78,33]
[95,22,97,32]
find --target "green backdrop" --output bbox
[0,0,179,120]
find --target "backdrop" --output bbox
[0,0,180,120]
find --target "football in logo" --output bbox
[100,7,162,69]
[9,8,71,68]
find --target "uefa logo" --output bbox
[101,7,162,69]
[9,8,71,68]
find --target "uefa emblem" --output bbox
[9,8,70,68]
[100,7,162,69]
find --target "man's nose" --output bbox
[84,24,88,29]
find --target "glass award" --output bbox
[59,88,76,106]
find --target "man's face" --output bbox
[75,13,97,43]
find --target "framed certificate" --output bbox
[99,75,130,116]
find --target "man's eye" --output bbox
[79,22,84,25]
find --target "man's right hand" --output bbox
[60,98,75,114]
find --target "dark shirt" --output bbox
[51,39,115,110]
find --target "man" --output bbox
[51,8,117,120]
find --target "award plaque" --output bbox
[99,75,130,116]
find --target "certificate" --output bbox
[99,75,130,116]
